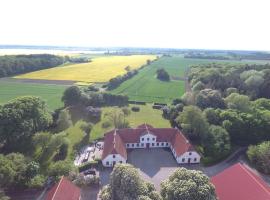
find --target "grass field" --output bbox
[15,55,156,83]
[110,55,215,103]
[0,80,67,110]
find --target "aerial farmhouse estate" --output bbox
[102,124,201,167]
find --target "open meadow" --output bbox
[110,55,214,103]
[0,80,67,110]
[15,55,156,83]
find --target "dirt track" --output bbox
[0,77,75,85]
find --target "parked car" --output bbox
[83,169,96,176]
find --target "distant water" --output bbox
[0,48,106,55]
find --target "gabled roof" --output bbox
[102,124,195,160]
[46,177,81,200]
[211,163,270,200]
[102,130,127,160]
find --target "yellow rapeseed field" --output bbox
[15,55,156,83]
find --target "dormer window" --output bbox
[142,138,144,141]
[152,138,155,141]
[189,152,192,155]
[113,155,116,158]
[147,138,149,141]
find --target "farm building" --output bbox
[101,124,200,167]
[45,176,81,200]
[211,163,270,200]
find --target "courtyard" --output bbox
[99,148,201,190]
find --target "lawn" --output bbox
[0,80,67,110]
[15,55,157,83]
[110,55,215,103]
[65,104,170,157]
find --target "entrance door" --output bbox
[146,143,150,148]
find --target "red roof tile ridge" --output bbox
[51,176,64,200]
[239,163,270,195]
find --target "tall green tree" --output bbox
[62,86,81,107]
[56,109,72,132]
[100,164,161,200]
[160,168,217,200]
[176,106,209,142]
[0,96,52,152]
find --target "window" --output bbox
[161,143,164,146]
[120,161,122,163]
[152,143,155,146]
[106,161,109,165]
[137,143,139,147]
[194,158,197,162]
[141,143,144,147]
[157,143,159,146]
[147,138,150,141]
[113,155,115,158]
[182,158,185,162]
[127,144,130,147]
[189,152,192,155]
[132,144,134,147]
[142,138,144,141]
[166,142,169,146]
[152,138,155,141]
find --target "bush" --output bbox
[121,107,131,116]
[102,121,111,128]
[131,106,140,112]
[156,68,170,81]
[27,175,46,189]
[78,161,98,172]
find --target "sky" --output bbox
[0,0,269,51]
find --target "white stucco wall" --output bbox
[176,151,201,164]
[102,154,126,167]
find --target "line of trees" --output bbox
[0,54,64,77]
[107,69,138,90]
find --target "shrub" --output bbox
[102,121,111,128]
[78,161,98,172]
[121,107,131,116]
[156,68,170,81]
[27,175,46,189]
[131,106,140,112]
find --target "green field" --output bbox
[0,80,67,110]
[110,55,215,103]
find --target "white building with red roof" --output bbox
[102,124,200,167]
[211,163,270,200]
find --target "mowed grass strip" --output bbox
[110,56,190,103]
[110,55,246,103]
[15,55,157,83]
[0,80,67,110]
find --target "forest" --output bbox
[0,54,64,77]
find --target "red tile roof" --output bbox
[45,177,81,200]
[102,124,195,160]
[211,163,270,200]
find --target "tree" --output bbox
[100,164,161,200]
[56,109,72,132]
[192,81,205,92]
[225,93,251,112]
[176,106,209,142]
[203,108,221,125]
[156,68,170,81]
[160,168,217,200]
[0,96,52,152]
[106,110,130,129]
[62,86,81,107]
[204,125,231,159]
[48,160,74,181]
[80,122,93,135]
[196,89,225,109]
[247,141,270,174]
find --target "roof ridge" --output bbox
[239,163,270,195]
[51,176,64,200]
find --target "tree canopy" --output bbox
[100,164,161,200]
[160,168,217,200]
